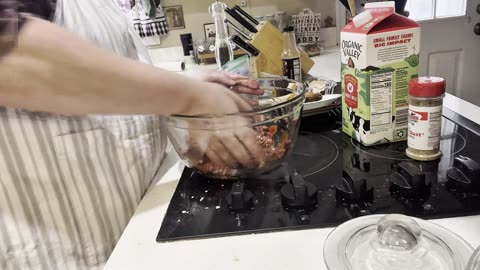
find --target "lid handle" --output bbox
[376,214,422,251]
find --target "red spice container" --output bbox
[406,77,446,161]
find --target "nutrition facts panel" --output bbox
[370,72,393,132]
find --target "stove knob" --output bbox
[388,162,430,197]
[226,182,254,212]
[335,171,373,203]
[447,156,480,192]
[351,153,371,172]
[280,171,318,209]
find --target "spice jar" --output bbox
[406,77,446,161]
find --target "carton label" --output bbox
[344,74,359,109]
[370,72,393,132]
[342,40,364,61]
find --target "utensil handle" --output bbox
[225,19,252,40]
[347,0,356,16]
[339,0,351,11]
[230,35,260,56]
[232,5,259,25]
[225,7,258,34]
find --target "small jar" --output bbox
[265,14,278,28]
[406,77,446,161]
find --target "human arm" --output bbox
[0,17,242,116]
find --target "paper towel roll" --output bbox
[154,61,186,72]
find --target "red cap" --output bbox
[409,77,446,98]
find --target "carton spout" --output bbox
[353,10,373,28]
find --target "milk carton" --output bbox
[341,2,421,146]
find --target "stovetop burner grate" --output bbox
[157,115,480,243]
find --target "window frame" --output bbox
[412,15,469,26]
[406,0,467,22]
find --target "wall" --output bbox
[154,0,337,48]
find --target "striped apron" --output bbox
[0,1,167,269]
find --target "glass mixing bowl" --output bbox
[164,78,305,179]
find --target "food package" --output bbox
[341,1,421,146]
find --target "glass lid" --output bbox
[324,214,473,270]
[467,247,480,270]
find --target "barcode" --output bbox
[396,108,409,126]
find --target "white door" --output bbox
[406,0,480,106]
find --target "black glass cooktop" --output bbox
[157,108,480,242]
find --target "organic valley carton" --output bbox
[341,2,420,146]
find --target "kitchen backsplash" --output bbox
[153,0,337,48]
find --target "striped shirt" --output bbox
[0,0,167,269]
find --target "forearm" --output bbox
[0,17,199,115]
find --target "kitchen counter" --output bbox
[150,46,342,82]
[105,49,480,270]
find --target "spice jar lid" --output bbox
[323,214,473,270]
[409,76,446,98]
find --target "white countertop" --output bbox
[106,148,480,270]
[308,48,342,82]
[151,47,342,81]
[105,49,480,270]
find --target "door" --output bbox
[406,0,480,106]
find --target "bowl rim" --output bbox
[167,78,306,120]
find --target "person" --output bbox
[0,0,263,269]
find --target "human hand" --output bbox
[179,81,251,116]
[188,70,264,106]
[201,118,265,170]
[179,82,265,170]
[193,70,263,94]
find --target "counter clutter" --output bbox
[105,49,480,269]
[106,3,480,269]
[105,112,480,270]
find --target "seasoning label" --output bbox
[408,105,443,151]
[282,57,302,82]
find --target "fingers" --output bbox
[224,72,249,81]
[205,146,228,168]
[235,128,265,167]
[206,71,237,87]
[217,132,256,168]
[228,91,253,112]
[208,126,265,170]
[240,96,259,107]
[196,126,266,172]
[207,135,239,168]
[232,84,264,95]
[210,71,262,92]
[235,79,261,90]
[200,71,264,97]
[231,79,264,95]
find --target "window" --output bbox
[405,0,467,21]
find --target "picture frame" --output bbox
[164,5,186,30]
[204,23,217,39]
